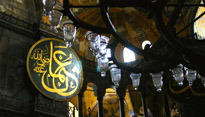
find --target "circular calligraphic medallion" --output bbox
[27,38,83,100]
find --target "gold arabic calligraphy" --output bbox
[30,41,79,96]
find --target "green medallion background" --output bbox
[27,38,83,100]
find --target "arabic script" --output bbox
[30,41,80,97]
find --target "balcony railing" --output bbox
[34,95,75,117]
[0,94,31,114]
[0,94,76,117]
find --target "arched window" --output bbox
[194,0,205,40]
[123,47,136,62]
[142,40,151,50]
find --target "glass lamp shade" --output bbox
[171,64,184,86]
[63,20,77,47]
[185,69,197,86]
[110,67,121,88]
[199,75,205,87]
[97,35,109,58]
[150,72,163,92]
[42,0,56,15]
[85,31,100,55]
[97,58,109,77]
[49,11,63,33]
[130,73,141,90]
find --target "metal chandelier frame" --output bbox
[59,0,205,75]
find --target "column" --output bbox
[97,96,104,117]
[78,93,83,117]
[140,92,148,117]
[97,87,105,117]
[117,89,126,117]
[138,74,148,117]
[163,92,171,117]
[78,82,87,117]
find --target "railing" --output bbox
[0,94,76,117]
[0,0,37,22]
[0,12,34,38]
[0,0,38,37]
[34,95,75,117]
[0,94,31,114]
[0,11,33,30]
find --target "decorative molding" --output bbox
[0,12,35,37]
[0,94,75,116]
[34,95,72,117]
[0,94,31,114]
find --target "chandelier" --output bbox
[41,0,205,91]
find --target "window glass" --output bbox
[142,40,151,50]
[194,0,205,40]
[123,47,136,62]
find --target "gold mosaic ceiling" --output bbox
[54,0,161,64]
[54,0,201,62]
